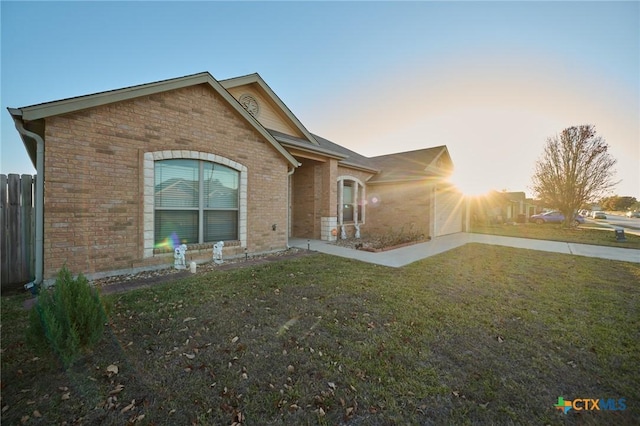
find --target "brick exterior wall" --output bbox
[292,163,413,241]
[291,159,320,238]
[291,159,342,240]
[42,84,289,280]
[364,181,434,240]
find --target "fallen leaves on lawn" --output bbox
[120,399,135,413]
[345,405,356,419]
[231,409,244,426]
[109,384,125,395]
[130,413,145,423]
[277,317,299,336]
[106,364,119,376]
[103,396,118,410]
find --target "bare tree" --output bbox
[531,125,618,227]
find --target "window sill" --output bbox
[153,240,240,256]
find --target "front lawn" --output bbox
[2,245,639,425]
[471,223,640,249]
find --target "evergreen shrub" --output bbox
[28,265,107,367]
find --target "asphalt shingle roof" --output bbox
[269,129,450,183]
[368,146,449,183]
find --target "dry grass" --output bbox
[471,222,640,249]
[2,246,639,425]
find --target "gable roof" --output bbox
[8,71,456,184]
[367,146,453,184]
[8,72,300,168]
[220,73,320,146]
[268,130,380,173]
[312,134,380,173]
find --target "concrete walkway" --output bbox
[289,233,640,267]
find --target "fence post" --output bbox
[7,174,24,285]
[1,174,36,289]
[1,174,7,286]
[21,174,34,282]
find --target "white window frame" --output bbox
[143,151,247,258]
[337,176,365,225]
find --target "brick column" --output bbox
[320,159,337,241]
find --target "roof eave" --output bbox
[279,141,346,161]
[338,161,379,174]
[220,74,321,146]
[367,175,445,185]
[10,72,300,168]
[8,108,38,167]
[17,72,214,121]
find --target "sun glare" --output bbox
[449,170,493,198]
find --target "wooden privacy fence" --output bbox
[1,174,36,289]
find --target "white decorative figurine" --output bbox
[174,244,187,270]
[341,225,347,240]
[213,241,224,264]
[354,222,361,239]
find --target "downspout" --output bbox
[286,166,295,247]
[12,118,44,286]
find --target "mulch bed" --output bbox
[21,249,316,309]
[94,248,315,295]
[333,236,429,252]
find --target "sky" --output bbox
[2,1,639,198]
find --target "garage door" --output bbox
[435,186,464,236]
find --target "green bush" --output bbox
[28,265,107,368]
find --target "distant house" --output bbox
[471,191,538,224]
[9,72,464,283]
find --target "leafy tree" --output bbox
[531,125,618,227]
[600,195,637,211]
[600,196,616,211]
[618,196,637,211]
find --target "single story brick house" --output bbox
[8,72,464,284]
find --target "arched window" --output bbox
[154,159,239,245]
[143,151,247,258]
[337,177,365,225]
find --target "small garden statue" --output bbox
[341,225,347,240]
[354,222,361,239]
[174,244,187,270]
[213,241,224,264]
